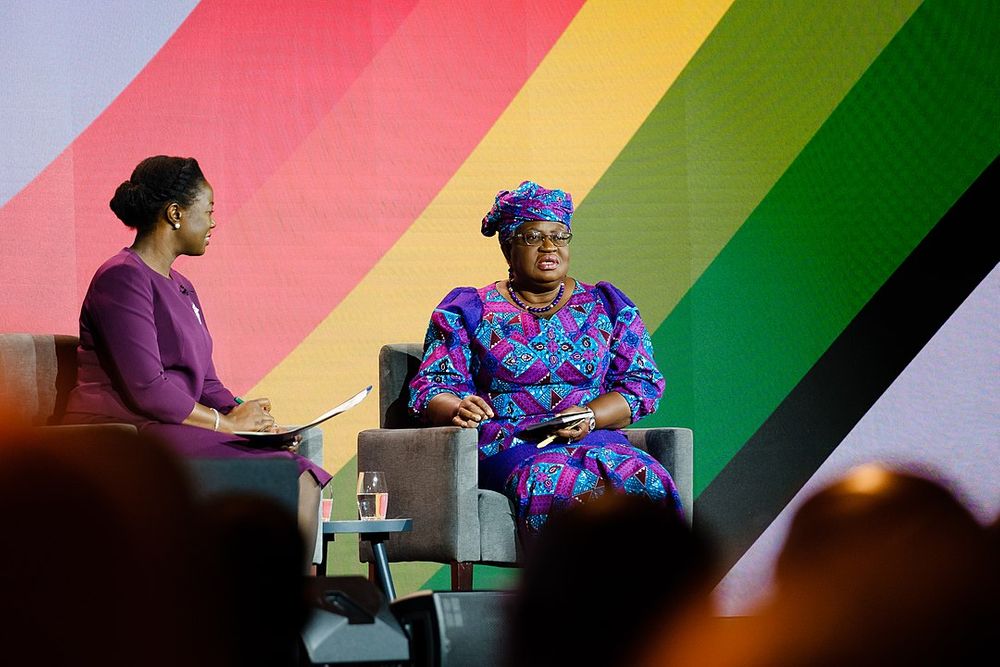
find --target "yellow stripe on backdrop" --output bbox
[250,0,732,584]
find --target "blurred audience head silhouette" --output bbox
[202,491,308,667]
[0,416,309,667]
[0,420,226,666]
[766,463,997,667]
[643,462,997,667]
[505,491,716,667]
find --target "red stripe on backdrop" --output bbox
[201,0,584,388]
[1,0,584,391]
[2,0,418,331]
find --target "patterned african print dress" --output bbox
[409,280,682,535]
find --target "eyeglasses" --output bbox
[510,230,573,247]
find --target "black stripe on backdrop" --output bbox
[696,154,1000,577]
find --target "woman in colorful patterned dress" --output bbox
[409,180,682,538]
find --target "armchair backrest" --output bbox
[0,333,79,426]
[378,343,424,429]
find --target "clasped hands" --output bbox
[451,395,593,442]
[228,398,301,452]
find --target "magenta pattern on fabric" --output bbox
[409,280,678,534]
[507,442,680,535]
[481,180,574,242]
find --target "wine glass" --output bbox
[356,471,388,520]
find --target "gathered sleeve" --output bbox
[408,287,481,419]
[596,281,665,421]
[87,265,198,423]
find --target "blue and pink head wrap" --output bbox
[481,180,574,242]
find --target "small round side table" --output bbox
[320,518,413,601]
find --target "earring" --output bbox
[172,223,180,230]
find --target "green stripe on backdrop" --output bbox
[409,0,925,593]
[571,0,922,327]
[645,0,1000,494]
[420,562,521,592]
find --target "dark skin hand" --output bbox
[427,220,634,437]
[183,398,302,452]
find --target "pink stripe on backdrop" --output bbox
[199,0,584,389]
[1,0,585,393]
[2,0,418,331]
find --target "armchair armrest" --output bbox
[297,426,324,469]
[625,427,693,524]
[357,426,481,563]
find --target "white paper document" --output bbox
[234,385,372,442]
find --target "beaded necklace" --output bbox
[507,280,565,314]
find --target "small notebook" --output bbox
[515,408,594,438]
[234,385,372,443]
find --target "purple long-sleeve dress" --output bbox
[63,248,330,485]
[409,280,680,535]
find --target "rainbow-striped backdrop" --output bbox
[2,1,997,610]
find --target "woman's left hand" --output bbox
[554,406,594,442]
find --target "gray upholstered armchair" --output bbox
[0,332,321,515]
[0,333,137,438]
[356,343,694,590]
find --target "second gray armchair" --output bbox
[357,343,693,590]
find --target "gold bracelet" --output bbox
[211,408,220,432]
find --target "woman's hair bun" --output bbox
[109,181,151,229]
[108,156,205,232]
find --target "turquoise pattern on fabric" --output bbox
[410,280,680,535]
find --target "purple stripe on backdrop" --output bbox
[0,0,199,205]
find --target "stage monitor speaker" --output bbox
[300,576,410,665]
[390,590,514,667]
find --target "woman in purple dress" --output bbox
[63,155,329,562]
[409,180,682,538]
